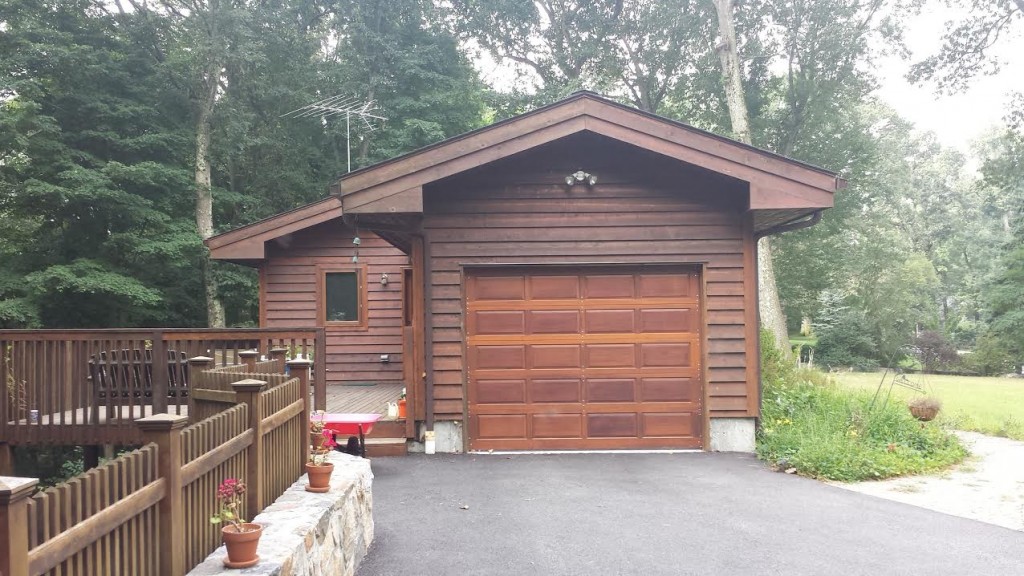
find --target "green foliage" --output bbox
[961,331,1018,376]
[813,292,880,370]
[758,332,967,481]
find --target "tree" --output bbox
[909,0,1024,93]
[0,0,203,328]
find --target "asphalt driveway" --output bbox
[357,453,1024,576]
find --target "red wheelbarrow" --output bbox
[315,413,382,458]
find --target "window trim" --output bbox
[316,263,369,330]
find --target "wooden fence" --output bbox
[0,368,311,576]
[0,328,325,448]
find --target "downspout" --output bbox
[422,234,435,433]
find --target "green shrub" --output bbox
[757,331,966,481]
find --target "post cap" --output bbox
[135,413,190,431]
[231,378,267,392]
[237,349,260,358]
[268,347,289,354]
[0,476,39,503]
[286,358,314,367]
[188,355,214,363]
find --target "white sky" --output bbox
[875,4,1024,152]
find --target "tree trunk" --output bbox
[757,237,790,356]
[195,64,225,328]
[712,0,790,358]
[712,0,751,144]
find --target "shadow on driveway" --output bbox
[358,453,1024,576]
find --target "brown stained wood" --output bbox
[465,268,704,451]
[742,213,761,416]
[179,430,254,486]
[330,94,837,215]
[260,228,409,388]
[26,471,164,575]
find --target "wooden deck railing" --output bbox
[0,328,325,448]
[1,367,311,576]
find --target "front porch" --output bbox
[325,382,410,456]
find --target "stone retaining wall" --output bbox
[189,452,373,576]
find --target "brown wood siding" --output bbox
[423,135,756,421]
[262,224,409,385]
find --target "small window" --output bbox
[318,265,367,329]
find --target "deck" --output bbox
[325,382,403,417]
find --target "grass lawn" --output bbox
[832,372,1024,441]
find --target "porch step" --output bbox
[365,437,408,457]
[367,419,407,439]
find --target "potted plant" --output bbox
[907,396,942,421]
[397,387,407,419]
[210,478,262,568]
[306,428,337,493]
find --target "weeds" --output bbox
[757,331,966,482]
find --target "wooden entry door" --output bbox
[466,267,703,451]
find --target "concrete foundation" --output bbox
[432,421,464,453]
[709,417,756,452]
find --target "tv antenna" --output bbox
[282,94,385,173]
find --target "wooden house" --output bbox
[207,92,842,452]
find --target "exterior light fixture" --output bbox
[564,170,597,187]
[380,273,389,286]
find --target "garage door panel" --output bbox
[529,275,580,299]
[530,345,581,368]
[468,268,704,451]
[475,345,526,369]
[473,310,526,334]
[642,377,699,402]
[640,342,693,367]
[639,308,697,333]
[638,274,696,298]
[530,379,582,403]
[532,413,583,438]
[475,379,527,404]
[583,275,635,298]
[643,413,698,437]
[477,414,527,439]
[585,344,637,368]
[587,413,638,437]
[471,276,526,300]
[587,378,636,402]
[584,309,636,333]
[529,310,581,334]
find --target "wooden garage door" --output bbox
[466,268,703,451]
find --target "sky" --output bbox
[875,5,1024,153]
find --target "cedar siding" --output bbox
[262,224,409,385]
[423,133,757,420]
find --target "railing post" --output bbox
[0,476,37,576]
[231,379,266,516]
[0,444,13,477]
[286,358,313,465]
[151,331,169,413]
[238,350,258,373]
[187,356,215,390]
[137,413,187,576]
[268,348,289,374]
[314,330,326,411]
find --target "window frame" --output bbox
[316,263,369,330]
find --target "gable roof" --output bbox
[208,91,842,263]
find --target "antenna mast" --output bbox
[282,95,385,173]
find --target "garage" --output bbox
[466,267,704,451]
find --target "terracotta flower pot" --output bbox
[222,523,262,568]
[305,461,334,493]
[397,398,407,419]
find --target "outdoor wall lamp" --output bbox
[564,170,597,187]
[380,273,389,286]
